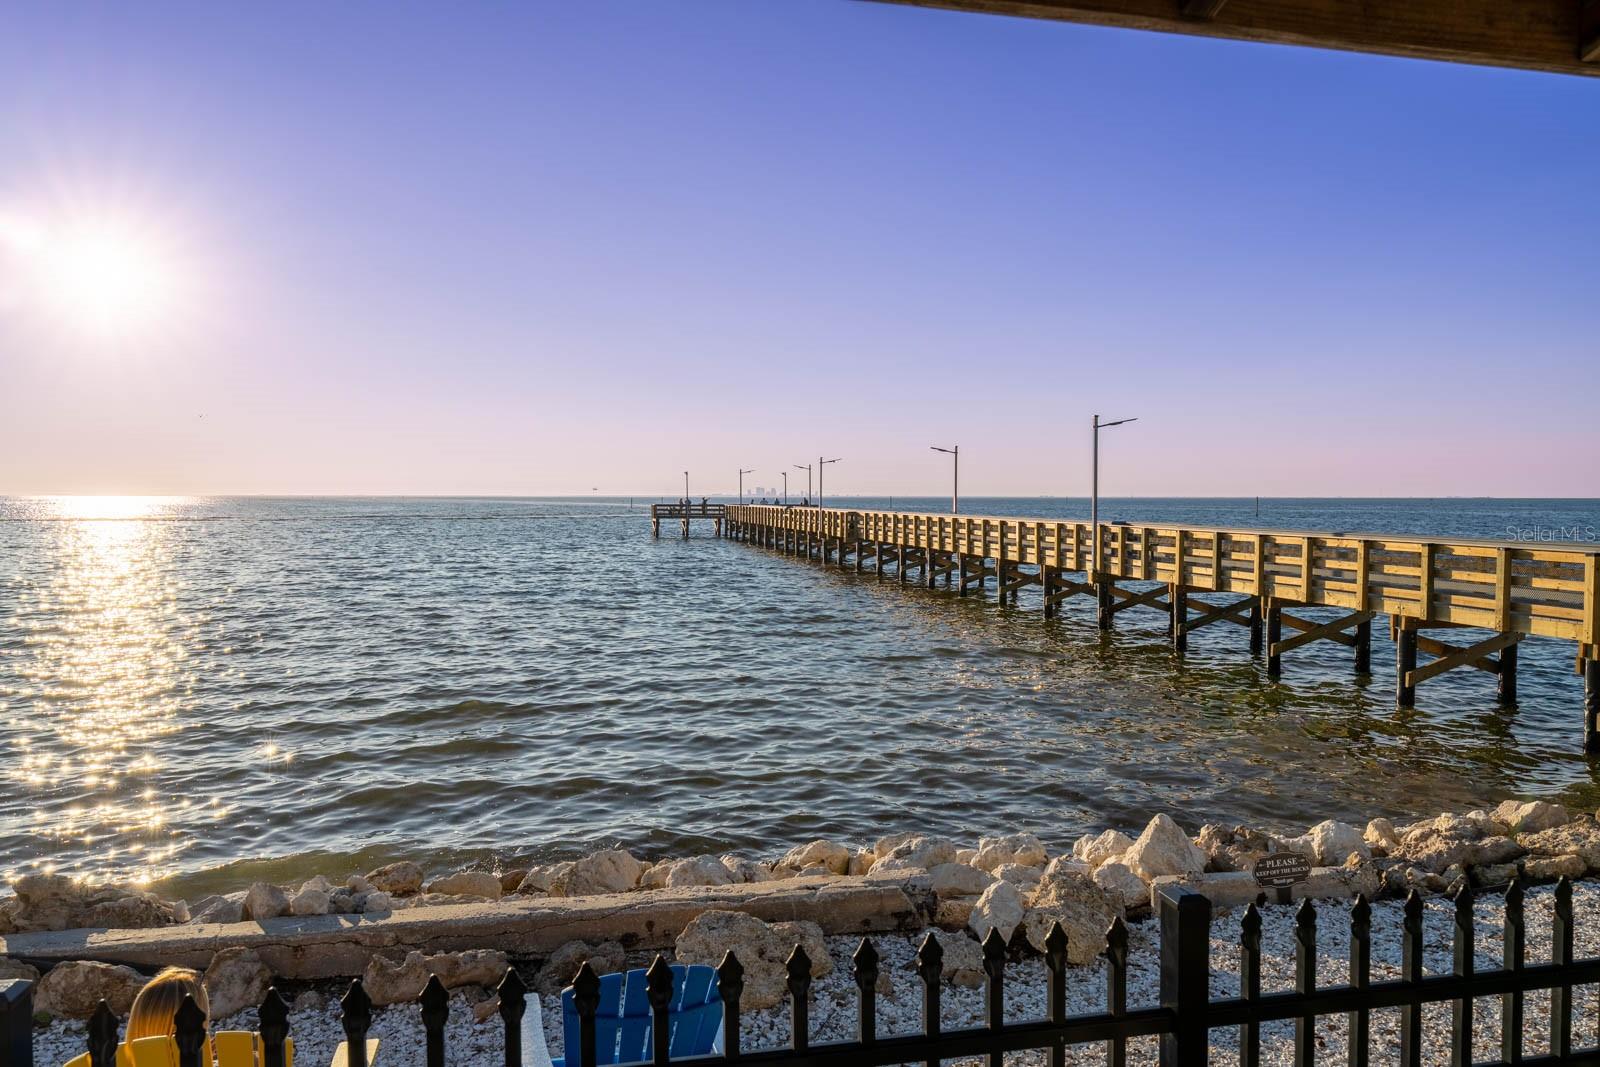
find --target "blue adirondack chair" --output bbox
[550,964,723,1067]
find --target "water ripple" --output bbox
[3,495,1599,898]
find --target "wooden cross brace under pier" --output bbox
[1392,618,1523,710]
[1108,583,1171,619]
[1170,592,1262,654]
[1263,603,1375,679]
[1001,564,1042,599]
[1040,570,1095,619]
[957,554,996,596]
[897,546,928,584]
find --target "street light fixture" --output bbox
[1090,414,1137,582]
[930,445,958,514]
[818,457,841,509]
[781,471,788,505]
[739,468,754,502]
[794,463,812,502]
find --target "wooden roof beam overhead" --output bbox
[869,0,1600,78]
[1180,0,1226,19]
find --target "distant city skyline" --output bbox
[2,1,1596,499]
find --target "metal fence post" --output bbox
[1,979,33,1067]
[1159,887,1211,1067]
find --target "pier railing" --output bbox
[727,505,1599,646]
[651,503,728,519]
[10,881,1600,1066]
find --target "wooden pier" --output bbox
[650,502,726,539]
[717,504,1600,751]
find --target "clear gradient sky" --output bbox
[1,1,1596,498]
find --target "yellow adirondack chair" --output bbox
[61,1032,303,1067]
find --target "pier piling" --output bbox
[1586,658,1600,754]
[1396,620,1417,708]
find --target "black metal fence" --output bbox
[8,881,1600,1067]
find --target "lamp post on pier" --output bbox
[681,470,691,540]
[739,468,754,503]
[794,463,812,503]
[781,471,788,505]
[931,445,958,514]
[818,457,840,509]
[1091,415,1137,629]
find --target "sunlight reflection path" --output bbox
[3,496,219,884]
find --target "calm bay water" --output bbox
[2,495,1598,898]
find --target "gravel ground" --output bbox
[34,881,1600,1066]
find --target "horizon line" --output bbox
[4,492,1599,503]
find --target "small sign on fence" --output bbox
[1254,851,1312,903]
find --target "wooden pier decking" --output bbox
[650,502,726,539]
[713,504,1600,751]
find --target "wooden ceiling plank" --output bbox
[868,0,1599,79]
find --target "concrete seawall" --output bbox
[1,873,934,979]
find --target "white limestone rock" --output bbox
[0,958,41,985]
[1194,825,1279,873]
[189,892,246,925]
[1023,866,1122,965]
[720,855,774,884]
[363,948,510,1006]
[926,862,996,898]
[995,863,1044,890]
[966,880,1025,944]
[423,871,502,899]
[1494,800,1570,835]
[241,882,291,922]
[1364,818,1400,854]
[517,862,574,895]
[675,910,829,1010]
[1071,829,1133,871]
[778,840,851,875]
[972,833,1047,871]
[36,961,146,1018]
[912,929,986,987]
[1121,815,1207,883]
[871,835,957,873]
[366,861,425,896]
[1526,854,1586,880]
[290,888,331,916]
[203,947,272,1018]
[1091,862,1148,912]
[1518,820,1600,871]
[640,856,734,889]
[1294,820,1370,867]
[536,940,625,996]
[873,832,920,856]
[550,850,645,896]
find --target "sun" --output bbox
[37,221,179,335]
[1,205,188,339]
